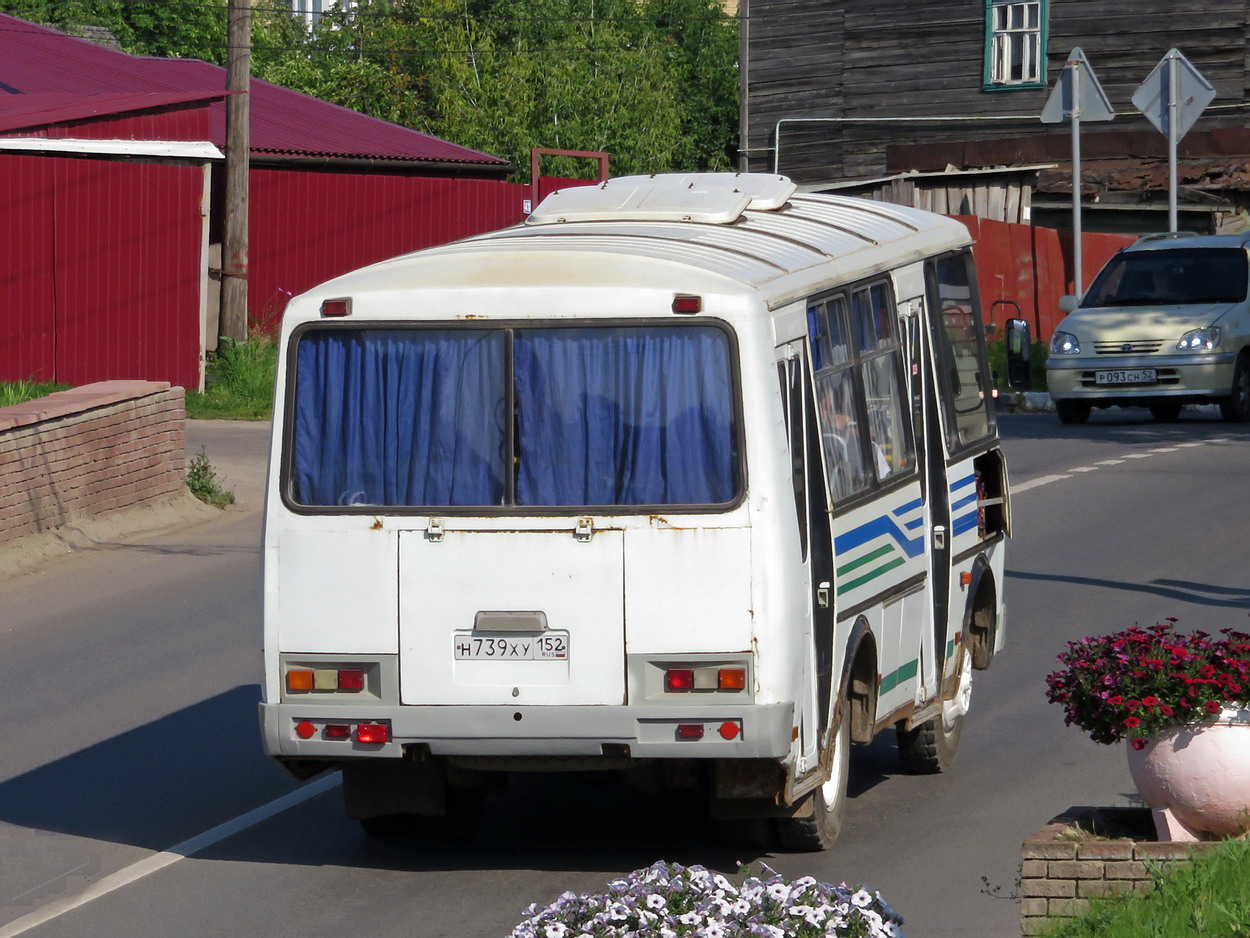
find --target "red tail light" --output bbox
[338,669,365,691]
[355,723,390,744]
[665,669,695,692]
[676,723,704,740]
[324,724,351,740]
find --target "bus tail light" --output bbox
[676,723,704,740]
[665,669,695,692]
[356,723,390,744]
[324,723,351,740]
[664,666,747,693]
[285,667,366,693]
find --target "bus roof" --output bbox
[293,174,972,314]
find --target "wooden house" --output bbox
[740,1,1250,233]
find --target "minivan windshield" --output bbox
[1082,247,1248,308]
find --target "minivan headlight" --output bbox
[1050,331,1081,355]
[1176,327,1221,351]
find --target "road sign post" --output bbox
[1041,48,1115,299]
[1132,50,1216,233]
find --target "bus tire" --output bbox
[775,702,850,852]
[897,652,972,775]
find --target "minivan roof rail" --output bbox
[1134,231,1201,244]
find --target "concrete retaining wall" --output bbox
[0,381,186,545]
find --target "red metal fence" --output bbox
[0,155,204,388]
[954,215,1135,341]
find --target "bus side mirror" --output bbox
[1005,318,1031,391]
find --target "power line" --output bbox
[0,0,740,25]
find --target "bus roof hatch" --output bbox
[526,173,797,226]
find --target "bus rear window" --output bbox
[288,324,740,510]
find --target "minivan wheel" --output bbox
[1055,400,1091,424]
[1219,355,1250,422]
[1149,402,1183,422]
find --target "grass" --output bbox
[185,334,277,420]
[185,446,235,507]
[0,379,71,407]
[1045,836,1250,937]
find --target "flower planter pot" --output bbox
[1126,707,1250,841]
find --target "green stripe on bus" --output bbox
[880,657,919,694]
[836,556,906,594]
[946,639,955,658]
[836,543,894,577]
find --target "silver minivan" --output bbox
[1046,232,1250,424]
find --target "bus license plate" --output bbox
[1095,369,1157,385]
[454,633,569,660]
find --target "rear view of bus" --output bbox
[259,173,1008,849]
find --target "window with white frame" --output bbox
[986,0,1045,87]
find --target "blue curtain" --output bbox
[514,327,737,505]
[291,330,505,506]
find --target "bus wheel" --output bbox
[775,703,850,852]
[897,652,972,774]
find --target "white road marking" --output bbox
[0,773,342,937]
[1124,453,1152,459]
[1096,459,1125,466]
[1150,447,1178,453]
[1177,442,1204,448]
[1069,466,1099,472]
[1013,474,1070,493]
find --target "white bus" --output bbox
[259,173,1010,850]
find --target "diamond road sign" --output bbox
[1040,48,1115,124]
[1132,49,1215,140]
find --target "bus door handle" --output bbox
[817,582,831,608]
[933,524,946,551]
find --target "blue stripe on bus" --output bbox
[951,490,978,511]
[951,473,976,492]
[892,497,923,517]
[904,516,924,530]
[835,514,925,559]
[952,510,979,536]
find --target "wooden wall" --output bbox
[744,0,1250,186]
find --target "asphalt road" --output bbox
[0,409,1247,938]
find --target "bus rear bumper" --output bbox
[259,700,796,762]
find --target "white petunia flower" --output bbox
[647,894,667,910]
[543,924,569,938]
[851,888,874,908]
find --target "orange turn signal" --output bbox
[718,668,747,690]
[286,669,314,692]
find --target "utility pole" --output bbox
[221,0,251,341]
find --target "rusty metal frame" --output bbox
[529,148,610,209]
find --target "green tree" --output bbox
[0,0,740,180]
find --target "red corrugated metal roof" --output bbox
[0,91,222,134]
[0,14,509,168]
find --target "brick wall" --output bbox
[1021,807,1218,936]
[0,381,186,545]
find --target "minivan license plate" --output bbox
[1095,369,1157,385]
[454,633,569,660]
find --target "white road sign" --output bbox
[1132,49,1215,141]
[1040,48,1115,124]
